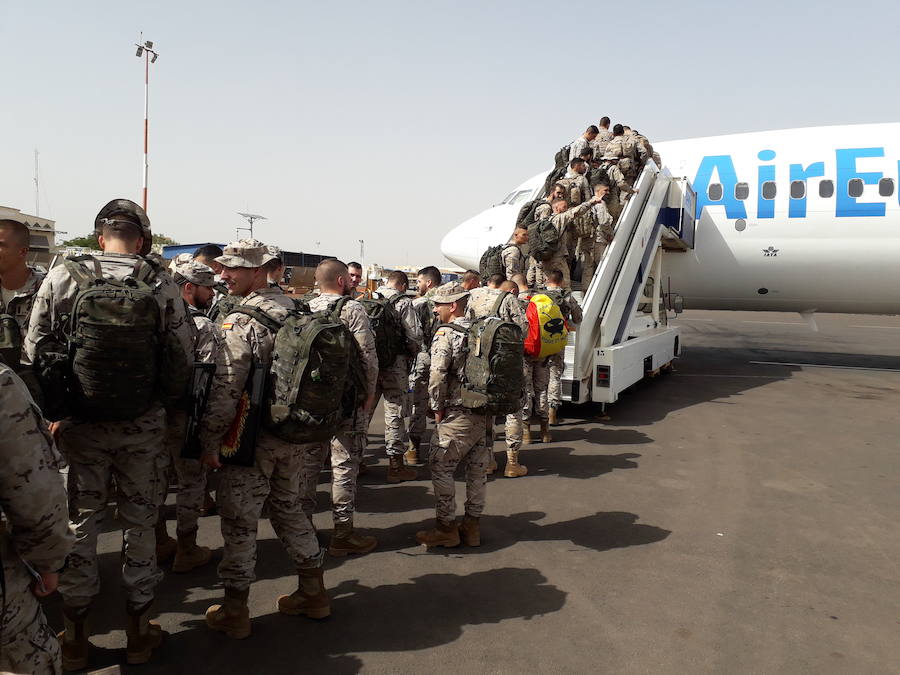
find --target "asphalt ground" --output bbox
[43,310,900,674]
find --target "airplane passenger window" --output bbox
[819,180,834,198]
[762,181,777,199]
[848,178,864,198]
[878,178,894,197]
[734,183,750,200]
[789,180,805,199]
[708,183,723,200]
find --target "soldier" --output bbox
[370,270,422,481]
[407,265,443,463]
[466,276,528,477]
[536,183,566,219]
[460,269,481,290]
[0,218,46,349]
[501,225,529,279]
[568,125,599,162]
[200,240,328,639]
[580,182,616,290]
[192,244,224,275]
[600,154,637,223]
[25,199,193,668]
[544,270,583,426]
[156,259,222,574]
[415,284,490,548]
[0,360,73,675]
[606,124,639,186]
[560,158,593,206]
[301,259,380,556]
[527,194,604,289]
[263,246,285,289]
[347,261,365,299]
[591,116,614,159]
[522,347,552,445]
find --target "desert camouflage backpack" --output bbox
[441,292,523,416]
[359,293,409,369]
[527,219,560,262]
[553,144,571,169]
[515,199,544,228]
[478,244,517,280]
[414,298,440,349]
[541,165,567,199]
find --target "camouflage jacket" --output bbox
[466,286,528,332]
[500,244,527,278]
[188,306,219,364]
[568,136,591,162]
[545,287,583,324]
[309,292,378,399]
[601,162,630,193]
[428,317,470,411]
[0,267,45,344]
[562,170,593,205]
[592,201,615,243]
[375,286,423,352]
[24,253,192,374]
[198,287,289,456]
[0,363,73,573]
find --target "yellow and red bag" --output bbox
[524,293,569,359]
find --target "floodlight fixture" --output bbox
[136,46,144,57]
[150,52,158,63]
[145,40,154,49]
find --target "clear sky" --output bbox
[2,0,897,267]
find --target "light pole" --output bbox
[134,34,159,212]
[358,239,364,270]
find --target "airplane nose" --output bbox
[440,225,479,269]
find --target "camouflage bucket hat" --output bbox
[215,238,278,269]
[431,282,469,304]
[173,259,217,287]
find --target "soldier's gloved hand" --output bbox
[201,452,222,470]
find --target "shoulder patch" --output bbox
[222,322,234,330]
[435,328,447,336]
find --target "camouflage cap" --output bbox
[94,199,151,239]
[431,282,469,304]
[266,244,282,260]
[173,259,216,287]
[215,239,278,269]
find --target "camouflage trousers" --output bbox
[523,358,551,421]
[504,410,523,452]
[299,410,366,525]
[407,351,431,447]
[371,355,412,457]
[528,255,571,289]
[579,241,608,292]
[217,431,322,591]
[0,555,62,675]
[165,411,208,534]
[430,409,489,523]
[548,351,565,409]
[58,405,167,609]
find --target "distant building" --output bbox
[161,243,226,260]
[0,205,57,267]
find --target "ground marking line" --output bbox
[849,325,900,330]
[676,318,714,322]
[742,321,805,325]
[750,361,900,373]
[673,374,782,379]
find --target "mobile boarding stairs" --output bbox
[562,160,696,407]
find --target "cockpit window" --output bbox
[509,190,533,206]
[499,191,516,205]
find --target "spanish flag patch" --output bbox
[222,322,234,330]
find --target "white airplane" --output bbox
[440,122,900,315]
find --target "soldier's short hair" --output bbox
[547,270,564,284]
[0,220,31,250]
[594,180,610,189]
[499,280,518,295]
[511,273,528,289]
[569,158,584,169]
[613,123,624,136]
[193,244,224,259]
[316,258,348,284]
[579,148,593,159]
[514,223,528,232]
[488,273,506,287]
[599,116,611,127]
[417,266,442,287]
[551,198,569,207]
[387,270,409,287]
[587,125,599,134]
[100,218,142,243]
[551,182,566,194]
[262,257,283,273]
[623,125,632,132]
[462,270,481,285]
[347,261,363,272]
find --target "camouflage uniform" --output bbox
[0,364,73,675]
[428,317,489,523]
[500,243,527,279]
[545,288,583,411]
[299,292,378,525]
[0,266,45,364]
[581,200,615,291]
[369,286,422,458]
[607,136,639,186]
[601,161,631,223]
[466,287,528,454]
[200,287,323,589]
[408,294,436,448]
[24,252,192,610]
[527,201,594,289]
[567,135,591,162]
[562,169,593,205]
[523,356,551,422]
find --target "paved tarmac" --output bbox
[45,310,900,674]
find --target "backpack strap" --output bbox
[227,306,283,334]
[387,293,407,307]
[330,295,351,322]
[439,322,468,337]
[63,256,103,288]
[489,291,510,318]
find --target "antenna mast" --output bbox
[237,212,267,239]
[33,149,39,216]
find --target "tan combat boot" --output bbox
[548,407,558,426]
[154,510,176,565]
[459,515,481,547]
[172,528,212,573]
[277,567,331,619]
[125,602,167,665]
[504,450,528,478]
[415,519,461,548]
[540,420,552,444]
[404,438,419,466]
[206,587,251,639]
[522,424,532,445]
[486,454,498,475]
[387,455,417,483]
[58,605,90,672]
[328,521,377,557]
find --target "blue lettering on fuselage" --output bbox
[692,147,892,219]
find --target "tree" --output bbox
[152,233,178,246]
[60,233,179,248]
